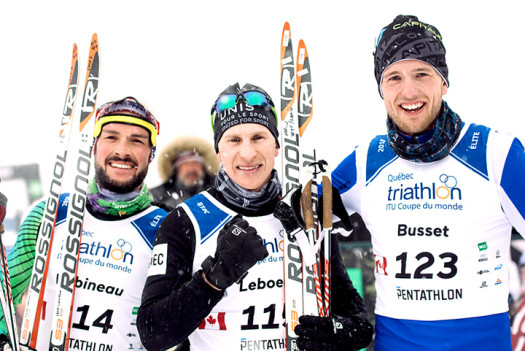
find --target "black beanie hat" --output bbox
[373,15,448,98]
[211,83,279,152]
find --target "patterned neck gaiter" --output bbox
[87,178,152,217]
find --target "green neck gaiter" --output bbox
[86,178,152,217]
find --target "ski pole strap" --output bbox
[274,202,316,267]
[294,231,316,267]
[274,188,316,266]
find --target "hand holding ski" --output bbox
[295,314,367,351]
[1,341,35,351]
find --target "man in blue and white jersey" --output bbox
[330,14,525,350]
[0,97,168,350]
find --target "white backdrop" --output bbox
[1,0,524,203]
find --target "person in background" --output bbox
[329,14,525,350]
[150,134,219,209]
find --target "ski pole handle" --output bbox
[322,176,332,229]
[301,178,315,231]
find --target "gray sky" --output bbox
[1,0,524,209]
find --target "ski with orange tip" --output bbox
[20,43,80,350]
[48,33,99,351]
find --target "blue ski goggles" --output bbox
[210,84,278,129]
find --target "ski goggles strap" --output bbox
[93,115,159,147]
[94,97,160,147]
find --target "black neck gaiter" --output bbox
[215,166,280,211]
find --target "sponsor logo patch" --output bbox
[148,243,167,276]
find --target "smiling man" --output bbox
[329,15,525,350]
[0,97,168,351]
[137,83,372,351]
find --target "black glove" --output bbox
[273,186,304,238]
[295,314,373,351]
[201,214,269,290]
[0,334,7,350]
[0,333,36,351]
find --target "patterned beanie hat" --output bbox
[373,15,448,98]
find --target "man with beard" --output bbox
[0,97,168,351]
[150,134,219,209]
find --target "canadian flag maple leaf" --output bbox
[207,315,217,325]
[199,312,227,330]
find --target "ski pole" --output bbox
[321,163,332,317]
[0,192,20,351]
[300,166,324,316]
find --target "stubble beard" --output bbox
[390,101,442,135]
[95,163,148,194]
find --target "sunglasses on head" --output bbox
[210,84,278,128]
[215,91,270,113]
